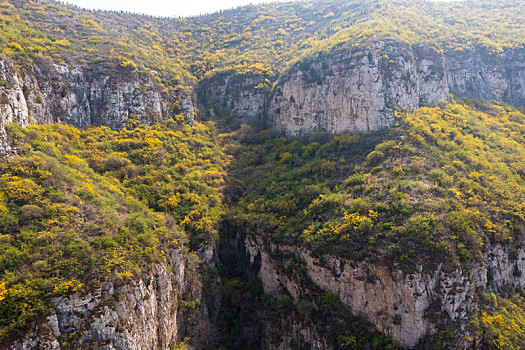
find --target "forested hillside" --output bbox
[0,0,525,349]
[229,99,525,268]
[0,116,228,342]
[1,0,524,87]
[222,99,525,349]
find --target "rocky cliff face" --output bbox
[4,43,523,143]
[446,47,525,107]
[269,42,448,135]
[0,55,196,155]
[198,43,524,136]
[197,72,268,124]
[0,58,31,157]
[269,43,525,136]
[7,248,209,350]
[243,234,525,348]
[0,114,8,156]
[217,225,349,350]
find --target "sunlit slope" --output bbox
[1,0,524,86]
[0,117,227,340]
[228,99,525,269]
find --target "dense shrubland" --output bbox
[2,98,523,346]
[227,99,525,270]
[219,99,525,348]
[0,117,227,340]
[1,0,524,92]
[473,293,525,349]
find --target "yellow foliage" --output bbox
[54,39,71,47]
[475,293,525,350]
[77,183,97,200]
[343,212,374,232]
[8,42,23,52]
[53,280,83,294]
[64,154,86,168]
[0,281,7,303]
[82,19,104,31]
[0,193,7,212]
[120,59,138,70]
[164,193,181,210]
[0,2,14,9]
[1,175,42,203]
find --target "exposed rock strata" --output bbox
[0,56,195,155]
[3,44,525,144]
[0,115,8,156]
[270,42,448,135]
[269,43,525,135]
[445,47,525,107]
[197,72,268,123]
[197,43,525,136]
[245,235,525,348]
[8,248,204,350]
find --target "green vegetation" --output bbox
[1,0,524,93]
[227,99,525,269]
[0,117,227,340]
[1,0,525,347]
[5,98,522,345]
[473,293,525,349]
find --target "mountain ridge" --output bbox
[1,0,525,349]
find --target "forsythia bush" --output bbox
[0,118,227,340]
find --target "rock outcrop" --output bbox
[196,43,525,137]
[445,47,525,107]
[0,115,8,156]
[7,248,207,350]
[0,55,198,156]
[244,234,525,348]
[269,43,525,136]
[3,43,525,142]
[269,42,448,135]
[197,71,269,123]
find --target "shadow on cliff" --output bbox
[212,124,402,349]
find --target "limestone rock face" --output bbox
[266,43,525,136]
[3,43,524,146]
[0,56,196,155]
[269,42,449,135]
[0,115,8,156]
[445,47,525,107]
[179,92,196,124]
[197,72,268,123]
[245,235,525,348]
[8,249,200,350]
[0,59,31,129]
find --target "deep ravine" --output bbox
[1,2,525,347]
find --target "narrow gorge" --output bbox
[1,0,525,349]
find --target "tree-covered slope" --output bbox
[228,99,525,271]
[222,99,525,348]
[1,0,524,87]
[2,97,524,347]
[0,116,227,341]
